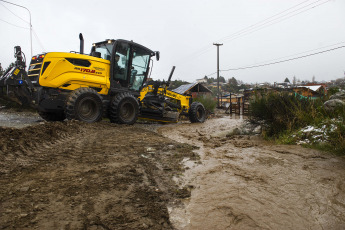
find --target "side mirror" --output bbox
[155,51,160,61]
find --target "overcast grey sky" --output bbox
[0,0,344,84]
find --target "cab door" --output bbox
[111,41,153,92]
[112,41,131,87]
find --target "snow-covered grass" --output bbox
[277,117,345,154]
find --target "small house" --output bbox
[293,85,327,99]
[172,82,212,98]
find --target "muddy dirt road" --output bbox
[0,120,197,229]
[1,113,345,229]
[159,118,345,230]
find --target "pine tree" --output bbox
[0,63,3,76]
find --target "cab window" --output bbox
[114,43,130,86]
[130,47,150,91]
[95,43,113,60]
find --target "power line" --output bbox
[184,0,326,61]
[215,0,313,43]
[0,17,28,29]
[205,71,217,77]
[32,29,46,52]
[183,0,317,63]
[1,1,43,55]
[169,0,331,75]
[205,41,345,77]
[217,0,328,43]
[0,2,29,24]
[219,0,331,44]
[244,41,345,66]
[200,0,333,78]
[0,0,33,57]
[221,45,345,72]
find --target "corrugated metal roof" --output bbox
[298,85,322,92]
[172,82,198,94]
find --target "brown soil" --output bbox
[0,121,197,230]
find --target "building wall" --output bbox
[190,92,211,98]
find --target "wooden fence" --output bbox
[221,94,251,115]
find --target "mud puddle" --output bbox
[0,111,41,128]
[159,117,345,230]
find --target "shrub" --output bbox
[327,87,340,97]
[249,91,345,154]
[249,92,320,137]
[194,94,217,113]
[325,118,345,154]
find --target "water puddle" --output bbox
[0,111,41,128]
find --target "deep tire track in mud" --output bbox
[159,118,345,230]
[0,121,197,229]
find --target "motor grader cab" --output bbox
[0,34,206,124]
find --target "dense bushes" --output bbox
[194,94,217,113]
[249,92,345,154]
[250,93,323,136]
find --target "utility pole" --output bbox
[1,0,33,57]
[213,43,223,108]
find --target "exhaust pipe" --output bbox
[166,66,175,87]
[79,33,84,54]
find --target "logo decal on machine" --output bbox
[94,67,105,71]
[74,67,102,75]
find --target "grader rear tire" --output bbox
[65,88,103,123]
[189,102,206,123]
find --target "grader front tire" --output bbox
[109,92,139,125]
[189,102,206,123]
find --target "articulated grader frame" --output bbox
[139,66,206,123]
[0,36,206,124]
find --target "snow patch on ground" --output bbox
[294,118,342,145]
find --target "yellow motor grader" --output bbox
[0,34,206,124]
